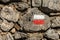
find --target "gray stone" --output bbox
[1,6,20,22]
[27,33,43,39]
[42,0,60,11]
[0,32,14,40]
[41,38,47,40]
[0,19,14,31]
[25,37,41,40]
[0,0,10,3]
[5,33,14,40]
[0,35,3,40]
[21,0,27,3]
[32,0,41,7]
[51,16,60,27]
[50,13,60,16]
[45,29,59,40]
[18,8,51,32]
[15,2,29,11]
[13,32,27,39]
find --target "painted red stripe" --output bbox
[33,19,45,25]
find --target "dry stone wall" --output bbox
[0,0,60,40]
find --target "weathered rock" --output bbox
[27,33,43,38]
[0,34,3,40]
[13,32,27,39]
[0,0,10,3]
[21,0,27,3]
[10,28,16,33]
[14,2,29,11]
[0,32,14,40]
[50,13,60,16]
[51,16,60,27]
[0,19,14,31]
[32,0,41,7]
[45,29,59,40]
[41,38,47,40]
[27,33,43,39]
[42,0,60,11]
[5,33,14,40]
[56,29,60,35]
[18,8,51,32]
[25,37,41,40]
[1,6,20,22]
[14,23,22,31]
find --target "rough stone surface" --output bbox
[0,19,14,31]
[18,8,51,32]
[51,16,60,27]
[25,37,41,40]
[0,0,10,3]
[27,33,43,38]
[1,6,20,22]
[13,32,27,39]
[10,2,29,11]
[0,32,14,40]
[45,29,59,40]
[42,0,60,11]
[0,0,60,40]
[32,0,41,7]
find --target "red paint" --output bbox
[33,19,45,25]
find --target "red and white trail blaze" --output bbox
[33,15,45,25]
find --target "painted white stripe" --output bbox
[33,15,45,19]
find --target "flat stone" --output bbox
[51,16,60,27]
[25,37,41,40]
[10,28,16,33]
[13,32,27,39]
[0,0,10,3]
[1,6,20,22]
[50,13,60,16]
[32,0,41,7]
[42,0,60,11]
[0,19,14,31]
[0,32,14,40]
[14,23,22,31]
[18,8,51,32]
[45,29,59,40]
[27,33,43,39]
[15,2,29,11]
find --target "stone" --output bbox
[0,32,14,40]
[21,0,27,3]
[0,0,10,3]
[0,34,3,40]
[56,29,60,35]
[27,33,43,39]
[42,0,60,11]
[41,38,47,40]
[50,13,60,16]
[15,2,29,11]
[13,32,27,39]
[51,16,60,27]
[0,19,14,31]
[32,0,41,7]
[14,23,22,31]
[1,6,20,22]
[45,29,59,40]
[18,8,51,32]
[5,33,14,40]
[10,28,16,33]
[28,0,31,6]
[25,37,41,40]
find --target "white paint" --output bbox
[33,15,45,19]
